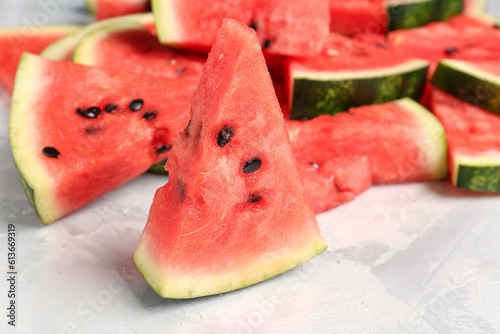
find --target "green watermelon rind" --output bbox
[385,0,463,32]
[133,235,327,299]
[392,98,449,180]
[453,155,500,192]
[431,59,500,117]
[290,59,430,119]
[41,13,154,61]
[9,53,61,224]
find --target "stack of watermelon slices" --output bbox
[3,0,500,298]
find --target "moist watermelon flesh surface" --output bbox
[431,88,500,191]
[96,0,150,21]
[133,19,326,298]
[289,98,448,184]
[152,0,329,57]
[9,53,194,224]
[0,26,77,94]
[72,22,205,82]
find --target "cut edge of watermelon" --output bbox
[133,234,327,299]
[452,154,500,192]
[291,58,429,81]
[435,59,500,85]
[40,13,154,61]
[394,97,449,180]
[151,0,179,46]
[72,20,147,66]
[9,53,60,224]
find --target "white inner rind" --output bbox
[394,98,449,179]
[292,59,429,81]
[9,53,60,224]
[133,235,327,299]
[151,0,179,45]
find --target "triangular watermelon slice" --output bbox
[133,19,326,298]
[9,53,194,224]
[0,25,79,94]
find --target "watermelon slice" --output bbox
[431,89,500,192]
[41,13,156,61]
[287,40,429,118]
[289,98,448,184]
[72,17,205,82]
[431,59,500,116]
[152,0,330,57]
[0,25,79,94]
[388,13,500,75]
[9,53,194,224]
[133,19,326,298]
[329,0,464,35]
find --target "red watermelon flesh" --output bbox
[133,18,326,298]
[96,0,151,21]
[72,23,206,82]
[9,53,194,224]
[329,0,386,36]
[0,25,78,94]
[289,98,448,185]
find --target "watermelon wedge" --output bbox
[287,44,429,118]
[152,0,330,57]
[388,13,500,75]
[9,53,194,224]
[41,13,156,61]
[133,19,326,298]
[289,98,448,184]
[329,0,464,35]
[0,25,79,94]
[72,17,205,82]
[431,89,500,192]
[431,59,500,116]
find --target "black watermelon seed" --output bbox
[249,21,257,30]
[76,108,86,117]
[143,111,157,120]
[184,119,192,137]
[248,193,262,203]
[262,40,272,49]
[217,125,235,147]
[176,68,186,76]
[42,146,60,158]
[243,158,262,174]
[85,127,100,134]
[129,99,144,111]
[86,107,101,118]
[156,145,172,154]
[311,162,320,169]
[445,47,458,55]
[76,107,100,118]
[104,103,117,113]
